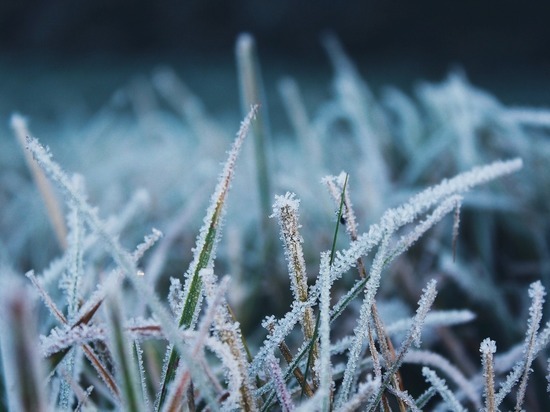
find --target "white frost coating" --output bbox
[335,234,390,408]
[497,281,545,410]
[389,195,462,259]
[480,338,496,412]
[204,337,243,411]
[410,280,438,348]
[422,367,467,412]
[480,338,497,356]
[12,113,68,250]
[250,300,307,378]
[162,273,230,412]
[271,192,309,303]
[41,317,165,358]
[494,282,546,408]
[168,277,183,316]
[323,172,360,245]
[133,228,163,262]
[366,280,439,412]
[324,159,522,292]
[386,387,422,412]
[134,340,151,410]
[452,199,462,259]
[41,324,103,357]
[254,159,523,393]
[268,354,295,412]
[38,188,150,289]
[404,350,480,409]
[318,252,333,412]
[271,191,317,383]
[338,375,381,412]
[386,310,476,336]
[63,186,85,321]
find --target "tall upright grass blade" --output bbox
[322,34,390,216]
[297,174,349,400]
[236,33,274,260]
[278,77,322,171]
[272,192,319,387]
[156,105,258,410]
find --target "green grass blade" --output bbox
[302,173,348,394]
[330,173,349,266]
[105,289,142,412]
[156,105,258,411]
[236,33,274,264]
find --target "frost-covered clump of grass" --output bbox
[2,34,550,410]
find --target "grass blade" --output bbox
[105,287,142,411]
[11,113,68,250]
[155,105,258,410]
[0,279,47,412]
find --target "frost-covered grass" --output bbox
[1,35,550,410]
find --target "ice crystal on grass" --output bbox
[317,252,333,411]
[422,367,467,412]
[480,338,497,412]
[271,192,318,385]
[268,354,295,412]
[494,281,546,410]
[156,104,258,411]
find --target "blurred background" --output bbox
[1,0,550,123]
